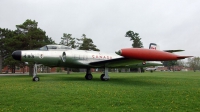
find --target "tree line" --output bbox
[0,19,144,74]
[1,19,197,74]
[60,33,100,51]
[0,19,104,74]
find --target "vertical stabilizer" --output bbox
[149,43,160,50]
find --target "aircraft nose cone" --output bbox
[12,50,21,61]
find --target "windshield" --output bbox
[39,46,48,51]
[39,45,72,51]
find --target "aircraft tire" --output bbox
[100,74,109,81]
[33,77,40,81]
[85,74,93,80]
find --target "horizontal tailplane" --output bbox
[177,56,193,59]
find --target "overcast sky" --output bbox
[1,0,200,57]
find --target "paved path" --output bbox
[0,72,65,76]
[0,73,29,76]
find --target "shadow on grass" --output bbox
[108,77,171,87]
[2,74,174,87]
[43,75,173,87]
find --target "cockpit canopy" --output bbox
[39,45,72,51]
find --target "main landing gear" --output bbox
[100,67,110,81]
[85,67,110,81]
[85,68,93,80]
[32,63,40,81]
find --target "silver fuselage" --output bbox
[20,49,162,68]
[21,49,119,67]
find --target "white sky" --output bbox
[1,0,200,57]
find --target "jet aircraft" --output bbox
[12,43,192,81]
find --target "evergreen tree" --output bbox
[14,19,55,75]
[0,28,19,73]
[78,34,100,51]
[15,19,55,50]
[125,30,143,72]
[60,33,78,49]
[125,30,143,48]
[0,28,10,73]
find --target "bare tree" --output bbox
[187,57,200,72]
[177,60,187,67]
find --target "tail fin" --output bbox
[150,43,185,53]
[149,43,160,50]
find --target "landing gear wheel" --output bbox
[100,74,109,81]
[85,74,93,80]
[33,77,40,81]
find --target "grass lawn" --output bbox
[0,71,200,112]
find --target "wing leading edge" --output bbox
[89,57,163,68]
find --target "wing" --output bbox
[163,50,184,53]
[163,50,192,59]
[89,57,163,68]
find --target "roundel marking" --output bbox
[39,54,44,59]
[61,52,66,62]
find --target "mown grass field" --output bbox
[0,71,200,112]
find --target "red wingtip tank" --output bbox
[117,48,192,61]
